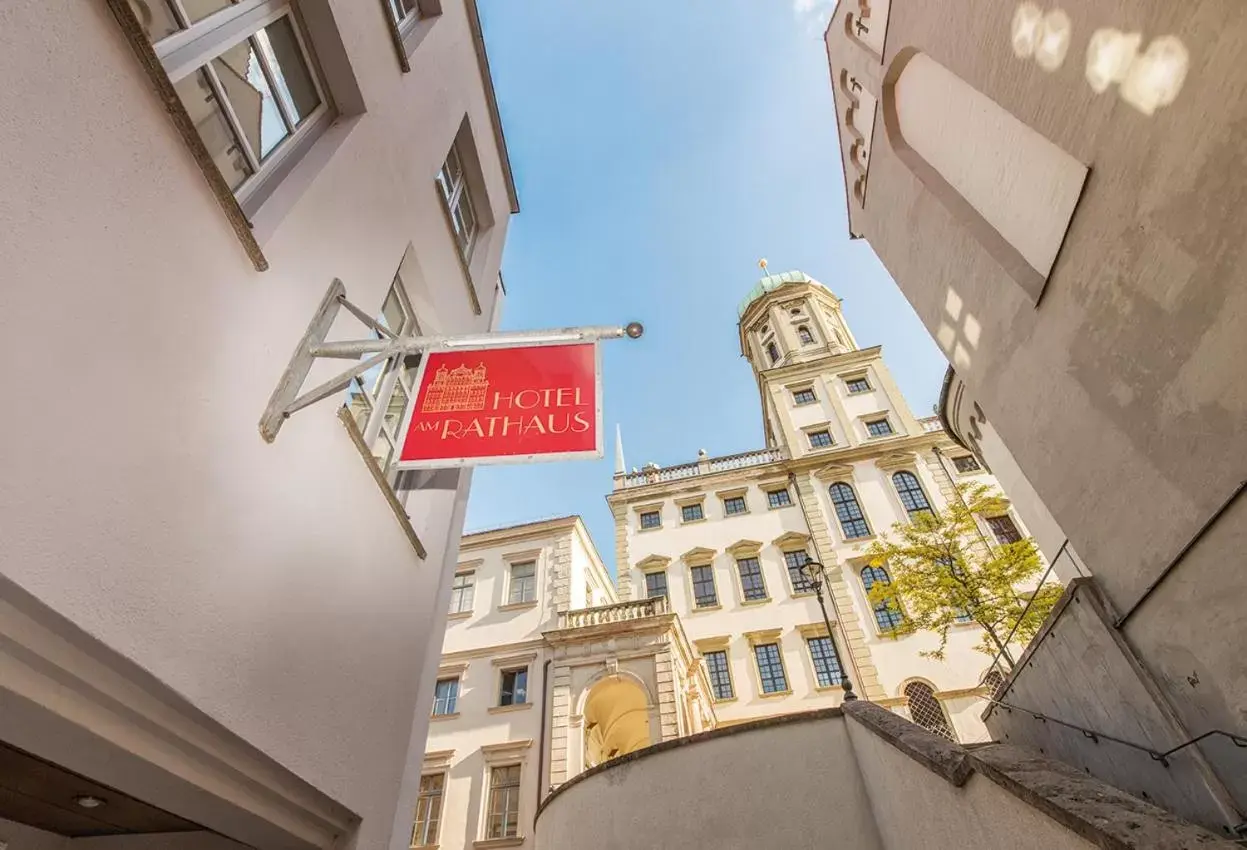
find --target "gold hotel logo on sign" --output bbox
[422,363,489,413]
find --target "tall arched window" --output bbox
[892,470,932,520]
[829,482,871,539]
[883,50,1088,302]
[903,681,956,740]
[861,565,905,632]
[797,325,815,345]
[981,669,1005,702]
[766,341,780,364]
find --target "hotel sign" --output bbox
[396,342,602,469]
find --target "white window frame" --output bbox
[147,0,335,215]
[484,763,523,840]
[507,561,537,605]
[384,0,423,33]
[431,677,459,716]
[449,570,475,614]
[411,771,445,847]
[343,277,420,484]
[437,140,480,262]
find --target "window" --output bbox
[807,636,845,689]
[987,514,1023,544]
[885,51,1088,301]
[437,141,479,261]
[508,562,536,605]
[736,557,768,602]
[486,765,522,839]
[845,377,871,394]
[952,455,982,473]
[861,565,905,631]
[680,502,704,523]
[411,773,444,847]
[690,565,718,608]
[644,571,668,600]
[829,482,871,539]
[753,643,789,694]
[892,471,933,520]
[866,418,894,438]
[904,681,956,741]
[793,388,817,406]
[797,325,815,345]
[767,488,793,508]
[344,279,421,482]
[449,571,475,614]
[723,495,747,516]
[766,341,780,364]
[129,0,333,214]
[704,650,734,700]
[432,678,459,716]
[784,550,815,593]
[639,510,662,530]
[384,0,423,32]
[982,669,1006,701]
[499,669,528,706]
[808,429,834,449]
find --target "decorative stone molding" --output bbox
[500,547,542,564]
[813,461,857,481]
[693,635,732,652]
[743,628,783,645]
[423,749,455,771]
[438,661,469,677]
[492,651,539,668]
[797,622,834,639]
[480,739,533,763]
[874,450,920,472]
[635,554,672,572]
[680,546,716,565]
[725,539,763,558]
[772,531,811,549]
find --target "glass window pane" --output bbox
[126,0,182,41]
[212,40,289,160]
[344,378,372,433]
[381,287,407,334]
[383,380,409,436]
[370,431,394,470]
[181,0,236,24]
[259,16,322,125]
[173,70,253,190]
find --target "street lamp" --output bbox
[798,560,857,701]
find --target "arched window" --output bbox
[883,50,1088,302]
[766,341,780,364]
[981,669,1005,702]
[829,482,871,539]
[797,325,815,345]
[892,471,932,520]
[861,565,905,632]
[903,681,956,740]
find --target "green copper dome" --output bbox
[737,271,820,317]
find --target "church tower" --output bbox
[738,269,924,458]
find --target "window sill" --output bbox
[759,689,793,699]
[789,591,817,599]
[691,604,722,613]
[844,534,877,543]
[724,511,751,518]
[637,525,664,533]
[429,712,460,722]
[474,838,525,849]
[498,600,539,613]
[489,703,533,714]
[740,597,772,607]
[447,610,473,621]
[767,503,794,511]
[712,696,738,705]
[680,517,708,525]
[814,685,846,693]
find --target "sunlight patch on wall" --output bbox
[1011,4,1071,71]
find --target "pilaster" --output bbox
[611,504,632,601]
[548,664,573,785]
[551,531,573,614]
[653,650,680,741]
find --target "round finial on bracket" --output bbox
[624,321,645,339]
[841,677,858,702]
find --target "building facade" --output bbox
[416,271,1048,850]
[610,271,1033,739]
[823,0,1247,835]
[0,1,515,848]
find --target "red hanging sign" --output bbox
[396,342,602,469]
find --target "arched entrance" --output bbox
[582,676,652,768]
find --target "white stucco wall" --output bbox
[0,1,511,847]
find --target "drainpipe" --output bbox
[789,472,868,697]
[535,658,552,815]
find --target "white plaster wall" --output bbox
[536,714,884,850]
[0,1,511,847]
[444,530,564,656]
[845,718,1097,850]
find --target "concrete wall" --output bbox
[0,1,511,847]
[535,712,885,850]
[824,0,1247,813]
[984,579,1243,833]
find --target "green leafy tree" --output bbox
[861,482,1061,669]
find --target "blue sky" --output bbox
[464,0,948,570]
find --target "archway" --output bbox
[582,676,652,769]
